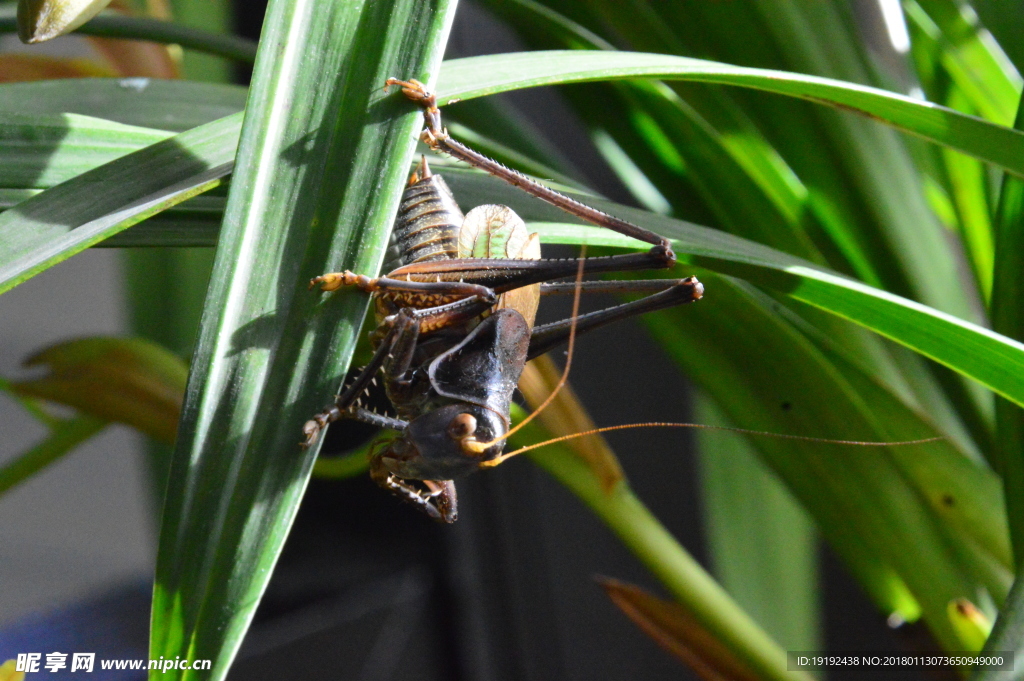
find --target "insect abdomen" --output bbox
[383,170,463,272]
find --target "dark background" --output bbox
[226,3,942,681]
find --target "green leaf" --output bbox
[1,113,173,188]
[636,272,1001,649]
[0,112,239,295]
[10,337,187,445]
[908,0,1022,126]
[0,415,106,496]
[697,395,821,652]
[148,0,458,678]
[435,51,1024,179]
[0,78,246,131]
[989,93,1024,679]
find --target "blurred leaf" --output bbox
[975,577,1024,680]
[0,4,257,62]
[0,78,246,131]
[948,598,993,652]
[637,272,1002,649]
[11,337,186,445]
[518,356,624,492]
[164,0,234,81]
[697,395,820,652]
[0,658,26,681]
[311,448,371,480]
[0,54,115,81]
[0,414,106,496]
[992,96,1024,549]
[599,577,761,681]
[986,91,1024,681]
[88,33,179,78]
[17,0,111,42]
[908,0,1022,125]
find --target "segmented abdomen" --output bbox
[382,173,463,273]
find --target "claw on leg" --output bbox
[384,77,434,105]
[384,76,444,140]
[300,404,344,448]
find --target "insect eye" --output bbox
[448,413,477,440]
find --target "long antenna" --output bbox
[481,422,944,467]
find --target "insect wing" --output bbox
[459,204,529,259]
[459,204,542,328]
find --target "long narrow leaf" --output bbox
[0,113,238,295]
[0,78,246,131]
[437,51,1024,178]
[149,1,458,678]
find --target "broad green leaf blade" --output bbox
[0,113,239,295]
[0,110,228,249]
[1,113,173,188]
[436,51,1024,178]
[0,77,245,130]
[149,1,458,679]
[643,273,1002,649]
[0,78,246,131]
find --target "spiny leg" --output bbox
[310,270,496,304]
[301,310,419,447]
[303,308,459,521]
[384,77,675,268]
[386,254,687,296]
[527,276,704,360]
[539,279,699,296]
